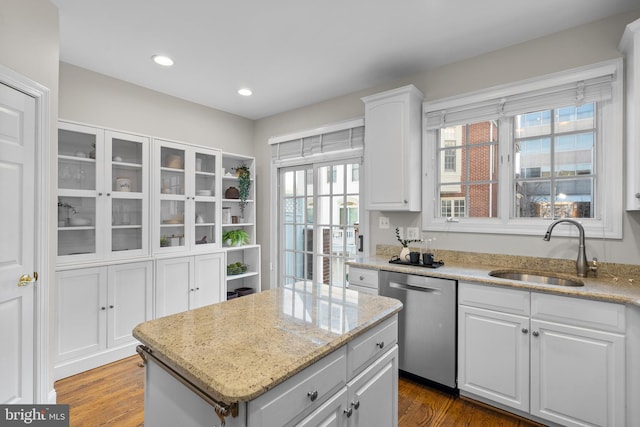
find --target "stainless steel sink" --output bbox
[489,270,584,287]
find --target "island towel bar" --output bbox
[136,345,239,425]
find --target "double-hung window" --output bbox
[422,60,623,238]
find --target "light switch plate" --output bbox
[407,227,420,240]
[379,216,390,229]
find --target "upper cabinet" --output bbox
[620,18,640,210]
[362,85,423,211]
[57,121,150,264]
[153,139,221,254]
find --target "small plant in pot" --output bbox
[395,227,420,261]
[223,229,250,247]
[233,162,251,218]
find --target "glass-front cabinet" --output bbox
[57,121,149,263]
[153,139,220,253]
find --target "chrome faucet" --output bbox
[543,219,597,277]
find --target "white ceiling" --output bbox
[52,0,638,120]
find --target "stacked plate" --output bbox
[196,190,212,196]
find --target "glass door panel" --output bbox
[111,198,143,252]
[279,161,361,288]
[57,196,96,256]
[194,200,216,247]
[160,199,185,248]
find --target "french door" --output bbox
[279,159,362,287]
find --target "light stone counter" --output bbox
[348,253,640,306]
[133,283,402,404]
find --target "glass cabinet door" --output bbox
[57,123,102,260]
[159,145,186,249]
[192,150,218,248]
[106,131,149,255]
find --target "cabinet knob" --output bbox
[532,331,539,337]
[522,328,528,334]
[351,400,360,410]
[307,390,318,402]
[376,340,384,349]
[359,275,364,280]
[106,193,111,197]
[635,193,640,199]
[98,192,103,196]
[344,407,353,417]
[101,306,106,310]
[109,305,114,309]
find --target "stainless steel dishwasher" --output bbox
[379,271,457,388]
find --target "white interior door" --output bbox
[0,82,36,404]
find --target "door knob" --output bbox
[17,273,37,287]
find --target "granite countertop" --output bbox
[348,255,640,307]
[133,283,402,404]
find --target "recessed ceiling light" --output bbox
[238,88,253,96]
[152,55,174,67]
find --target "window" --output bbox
[269,119,365,288]
[422,60,622,238]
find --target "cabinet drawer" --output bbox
[531,292,625,333]
[348,315,398,379]
[348,267,379,289]
[459,282,530,316]
[247,346,346,427]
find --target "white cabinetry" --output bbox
[57,121,150,263]
[458,282,626,427]
[247,315,398,427]
[54,261,152,379]
[620,18,640,210]
[221,153,260,295]
[155,252,225,317]
[362,85,423,211]
[346,266,379,295]
[153,139,221,253]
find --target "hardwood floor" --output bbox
[55,356,544,427]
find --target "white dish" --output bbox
[196,190,212,196]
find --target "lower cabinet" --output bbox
[248,315,399,427]
[155,252,225,317]
[54,260,153,379]
[458,282,626,427]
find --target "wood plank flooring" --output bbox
[55,356,544,427]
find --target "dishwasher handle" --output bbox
[389,281,442,294]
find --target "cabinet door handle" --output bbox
[522,328,528,334]
[376,340,384,349]
[101,306,106,310]
[532,331,539,337]
[344,407,353,417]
[359,276,365,281]
[109,305,114,309]
[307,390,318,401]
[351,400,360,410]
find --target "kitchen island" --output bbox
[133,282,402,427]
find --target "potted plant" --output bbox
[159,236,170,247]
[233,163,251,218]
[57,197,77,226]
[223,229,250,247]
[395,227,420,261]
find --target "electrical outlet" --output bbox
[407,227,420,240]
[379,216,390,229]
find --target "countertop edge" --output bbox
[348,257,640,307]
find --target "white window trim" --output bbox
[422,59,623,239]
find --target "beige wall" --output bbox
[59,63,254,154]
[1,0,60,402]
[255,9,640,287]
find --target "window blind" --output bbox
[425,73,614,129]
[270,125,364,161]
